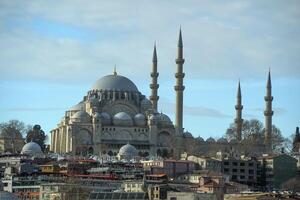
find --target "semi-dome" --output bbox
[69,102,85,111]
[21,141,43,156]
[113,112,133,126]
[118,143,138,159]
[134,113,146,126]
[91,74,139,92]
[158,113,173,126]
[100,112,111,125]
[71,111,91,123]
[206,137,216,143]
[217,138,228,143]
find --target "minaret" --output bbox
[174,29,185,134]
[150,43,159,111]
[264,69,273,151]
[235,80,243,141]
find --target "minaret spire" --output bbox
[175,28,185,135]
[264,69,273,152]
[235,80,243,142]
[150,43,159,110]
[113,65,117,76]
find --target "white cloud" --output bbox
[0,0,300,83]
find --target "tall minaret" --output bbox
[264,69,273,151]
[235,80,243,141]
[150,43,159,111]
[174,29,185,134]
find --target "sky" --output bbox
[0,0,299,140]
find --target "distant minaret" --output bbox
[264,69,273,151]
[235,80,243,141]
[175,29,185,134]
[150,43,159,111]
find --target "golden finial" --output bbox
[113,65,117,76]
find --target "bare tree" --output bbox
[224,119,285,152]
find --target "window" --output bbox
[248,162,254,167]
[224,161,229,165]
[240,162,245,166]
[240,175,245,179]
[232,175,237,180]
[249,169,254,174]
[240,169,245,173]
[233,162,238,166]
[224,168,229,173]
[232,168,237,172]
[170,198,177,200]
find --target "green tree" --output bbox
[224,119,285,152]
[26,124,47,152]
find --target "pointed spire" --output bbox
[267,68,271,88]
[152,42,157,62]
[113,65,117,76]
[178,28,183,47]
[237,79,241,98]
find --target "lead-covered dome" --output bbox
[118,143,138,159]
[71,111,91,123]
[91,74,139,92]
[113,112,133,126]
[21,141,43,156]
[134,113,146,126]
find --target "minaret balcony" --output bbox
[264,110,274,116]
[151,72,159,78]
[264,96,273,101]
[150,84,159,89]
[175,73,185,78]
[235,105,243,110]
[175,58,185,64]
[235,118,243,123]
[174,85,185,91]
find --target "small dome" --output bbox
[196,136,204,142]
[134,113,146,126]
[113,112,133,126]
[217,138,228,143]
[69,102,85,111]
[93,112,101,118]
[141,98,153,111]
[229,138,238,144]
[206,137,216,143]
[100,112,111,125]
[158,113,173,126]
[21,142,43,156]
[184,131,193,138]
[91,74,139,92]
[71,111,91,123]
[118,143,138,158]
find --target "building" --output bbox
[221,156,258,187]
[142,160,195,179]
[257,154,298,190]
[182,155,222,172]
[293,127,300,153]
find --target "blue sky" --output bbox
[0,1,299,140]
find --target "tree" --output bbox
[224,119,285,152]
[26,124,47,152]
[0,119,31,138]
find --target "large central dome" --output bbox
[91,74,139,92]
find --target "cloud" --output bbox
[0,1,300,83]
[159,98,231,119]
[0,107,67,112]
[250,107,287,116]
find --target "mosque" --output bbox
[50,30,274,158]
